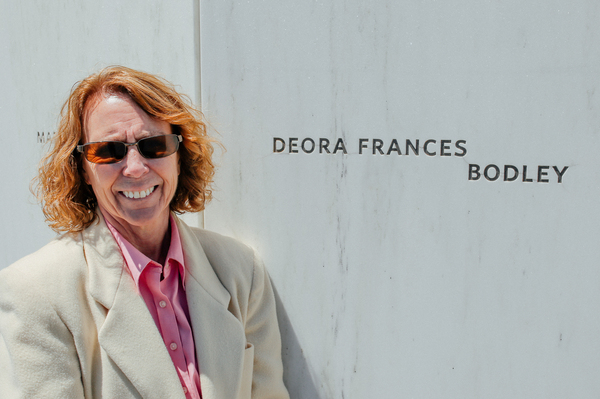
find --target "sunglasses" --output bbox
[76,134,182,164]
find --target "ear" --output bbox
[79,127,92,185]
[81,161,92,185]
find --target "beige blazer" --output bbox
[0,214,289,399]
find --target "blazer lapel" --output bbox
[84,215,185,399]
[177,218,247,399]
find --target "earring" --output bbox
[85,197,96,213]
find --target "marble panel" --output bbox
[200,1,600,398]
[0,0,200,267]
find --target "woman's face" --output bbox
[81,93,179,233]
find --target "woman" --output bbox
[0,66,289,399]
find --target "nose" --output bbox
[122,146,149,178]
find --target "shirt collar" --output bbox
[105,214,186,289]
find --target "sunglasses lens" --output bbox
[85,142,126,164]
[80,135,180,164]
[138,135,180,159]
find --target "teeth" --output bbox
[123,186,155,199]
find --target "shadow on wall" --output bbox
[272,286,321,399]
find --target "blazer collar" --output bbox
[174,217,230,308]
[175,217,247,399]
[83,213,185,399]
[83,213,247,399]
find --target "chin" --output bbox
[119,207,169,228]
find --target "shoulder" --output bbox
[0,234,87,303]
[189,226,259,284]
[176,219,265,302]
[192,227,256,265]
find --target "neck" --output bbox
[100,208,171,265]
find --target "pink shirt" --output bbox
[106,216,202,398]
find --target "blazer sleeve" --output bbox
[245,253,290,399]
[0,270,85,399]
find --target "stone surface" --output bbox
[0,0,201,267]
[2,1,600,397]
[200,1,600,397]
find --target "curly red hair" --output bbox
[33,66,216,233]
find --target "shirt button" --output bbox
[170,342,178,351]
[182,387,188,394]
[159,300,167,308]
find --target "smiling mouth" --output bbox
[121,186,156,199]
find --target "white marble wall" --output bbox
[2,1,600,397]
[0,0,200,267]
[200,1,600,397]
